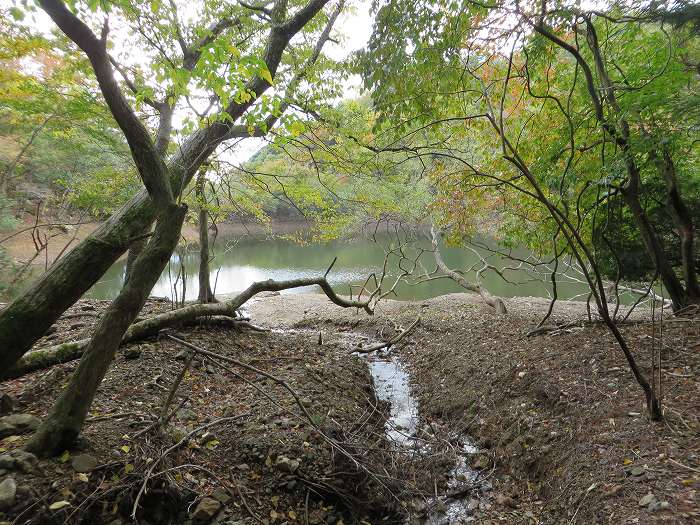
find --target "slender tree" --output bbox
[0,0,344,373]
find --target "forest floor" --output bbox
[0,292,698,524]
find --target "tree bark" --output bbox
[430,228,507,314]
[196,171,215,303]
[25,203,187,456]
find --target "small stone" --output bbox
[630,467,645,477]
[210,488,231,504]
[300,398,313,407]
[124,347,141,360]
[275,456,300,473]
[236,463,250,471]
[191,497,221,521]
[168,425,188,443]
[71,454,98,473]
[0,450,38,473]
[175,350,188,360]
[638,493,656,507]
[0,477,17,511]
[0,394,16,415]
[0,414,40,439]
[177,408,197,421]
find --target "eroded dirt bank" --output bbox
[0,292,698,524]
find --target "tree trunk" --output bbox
[124,228,149,285]
[196,171,215,303]
[430,228,507,314]
[25,203,187,457]
[620,186,688,311]
[655,146,700,301]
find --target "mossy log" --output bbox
[3,274,372,380]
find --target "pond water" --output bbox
[84,234,596,302]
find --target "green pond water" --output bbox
[82,234,602,302]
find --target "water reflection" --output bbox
[84,235,596,302]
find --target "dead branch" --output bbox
[430,227,507,314]
[355,317,421,354]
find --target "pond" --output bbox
[83,234,601,302]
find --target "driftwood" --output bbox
[430,228,507,314]
[3,273,373,380]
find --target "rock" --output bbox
[124,347,142,360]
[639,493,656,507]
[630,466,645,477]
[0,477,17,511]
[175,350,188,360]
[0,450,38,473]
[275,456,300,473]
[0,394,16,415]
[236,463,250,471]
[191,497,221,521]
[177,408,197,421]
[0,413,41,438]
[210,488,231,505]
[71,454,98,473]
[168,425,188,443]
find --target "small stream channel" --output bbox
[302,326,484,524]
[365,352,481,524]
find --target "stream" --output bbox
[311,326,484,524]
[366,352,481,524]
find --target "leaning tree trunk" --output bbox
[0,189,155,372]
[620,186,688,311]
[6,273,376,379]
[25,203,187,457]
[196,171,215,303]
[655,146,700,302]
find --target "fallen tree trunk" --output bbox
[4,273,373,380]
[430,228,507,314]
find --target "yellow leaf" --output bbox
[288,510,297,520]
[681,479,695,486]
[77,473,89,482]
[58,451,71,463]
[49,501,71,510]
[260,68,273,85]
[120,445,130,453]
[124,463,134,474]
[623,458,633,465]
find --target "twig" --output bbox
[131,414,250,518]
[355,316,421,354]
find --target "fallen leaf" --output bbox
[49,501,71,510]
